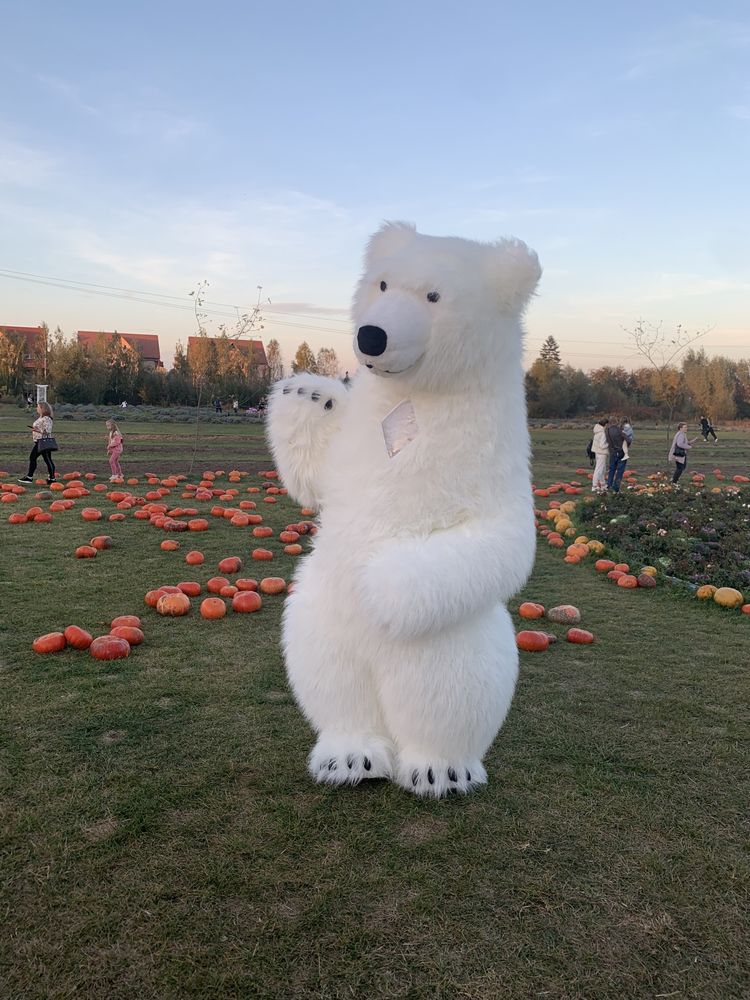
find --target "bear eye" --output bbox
[427,291,440,303]
[380,280,387,292]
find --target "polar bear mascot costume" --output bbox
[267,222,541,798]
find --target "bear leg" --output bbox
[376,606,519,799]
[283,581,394,786]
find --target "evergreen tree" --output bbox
[538,336,562,371]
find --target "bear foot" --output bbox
[308,733,394,787]
[394,754,487,798]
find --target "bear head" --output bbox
[352,222,541,392]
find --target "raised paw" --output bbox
[308,734,394,787]
[396,755,488,798]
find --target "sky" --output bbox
[2,1,749,374]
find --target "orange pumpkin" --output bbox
[235,578,259,591]
[32,631,67,654]
[219,585,239,598]
[519,602,545,620]
[284,544,303,556]
[616,575,639,589]
[252,548,273,561]
[187,518,209,532]
[696,585,717,600]
[232,590,262,613]
[613,563,630,573]
[75,545,98,559]
[515,630,550,652]
[200,597,227,619]
[259,577,287,595]
[279,530,300,543]
[110,625,144,645]
[156,592,191,616]
[607,569,625,581]
[594,559,615,572]
[160,539,180,551]
[90,535,113,550]
[252,526,274,538]
[177,581,202,597]
[218,556,242,574]
[90,635,131,660]
[207,576,231,594]
[81,508,103,521]
[63,625,93,650]
[185,550,205,565]
[566,628,594,644]
[111,615,142,629]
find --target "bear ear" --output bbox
[365,221,418,266]
[488,238,542,313]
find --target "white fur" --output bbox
[267,223,540,798]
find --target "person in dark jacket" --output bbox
[605,415,628,492]
[699,415,717,443]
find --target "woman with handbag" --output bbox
[668,421,698,485]
[18,401,57,485]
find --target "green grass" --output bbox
[1,403,749,999]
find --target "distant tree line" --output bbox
[0,326,342,407]
[526,335,750,421]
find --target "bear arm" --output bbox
[360,508,536,640]
[266,374,350,510]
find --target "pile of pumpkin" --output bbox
[32,615,144,660]
[535,491,660,591]
[143,554,290,619]
[516,602,594,652]
[695,585,749,613]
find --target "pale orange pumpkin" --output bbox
[156,592,191,616]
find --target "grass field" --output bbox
[1,403,749,1000]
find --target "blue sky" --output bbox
[2,1,749,372]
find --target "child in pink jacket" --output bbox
[106,419,124,480]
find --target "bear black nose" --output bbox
[357,325,388,357]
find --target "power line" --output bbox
[1,266,747,358]
[0,266,351,325]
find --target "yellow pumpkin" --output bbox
[696,585,717,600]
[639,566,658,578]
[713,587,744,609]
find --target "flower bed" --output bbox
[575,484,750,591]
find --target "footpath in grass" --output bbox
[1,410,749,999]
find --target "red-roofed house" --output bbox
[186,336,268,374]
[77,331,163,370]
[0,325,46,373]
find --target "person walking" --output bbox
[106,419,124,481]
[669,422,699,484]
[19,401,57,485]
[699,415,717,443]
[232,397,239,414]
[605,414,628,492]
[590,417,610,493]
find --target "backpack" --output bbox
[586,439,595,467]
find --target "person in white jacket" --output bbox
[591,417,610,493]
